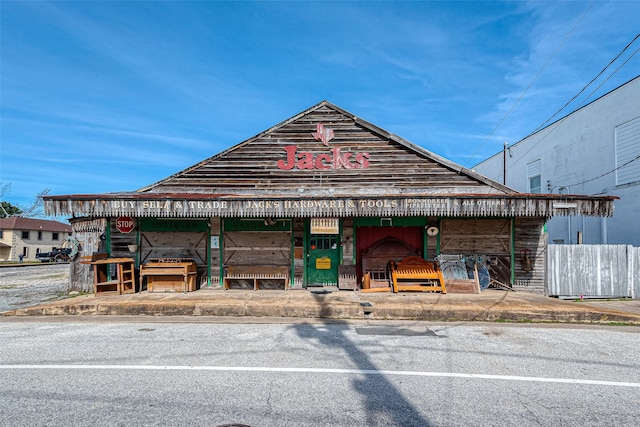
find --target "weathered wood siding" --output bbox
[138,230,208,288]
[69,218,107,293]
[138,231,207,265]
[223,231,291,267]
[513,218,546,293]
[440,219,511,255]
[109,219,137,259]
[144,104,494,197]
[548,245,639,298]
[440,218,516,288]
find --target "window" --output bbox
[0,230,3,238]
[52,232,59,240]
[529,175,541,194]
[21,231,30,239]
[615,116,640,185]
[38,231,43,240]
[527,159,542,193]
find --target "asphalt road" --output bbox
[1,319,638,426]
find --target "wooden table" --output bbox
[91,258,136,295]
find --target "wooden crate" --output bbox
[91,258,135,296]
[338,264,359,290]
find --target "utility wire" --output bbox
[573,45,640,108]
[465,1,595,167]
[503,41,640,188]
[480,29,640,184]
[532,33,640,133]
[562,153,640,191]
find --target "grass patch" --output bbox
[66,291,91,298]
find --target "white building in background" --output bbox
[0,217,72,262]
[474,76,640,246]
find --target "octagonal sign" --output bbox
[115,216,135,233]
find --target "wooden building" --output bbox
[44,101,615,294]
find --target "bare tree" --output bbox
[20,188,51,218]
[0,182,50,218]
[0,183,20,217]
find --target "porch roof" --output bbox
[44,192,616,219]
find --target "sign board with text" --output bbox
[115,216,135,233]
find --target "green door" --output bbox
[306,234,340,286]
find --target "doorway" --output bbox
[306,234,340,286]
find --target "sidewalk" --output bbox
[3,288,640,324]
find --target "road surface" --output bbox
[1,318,638,426]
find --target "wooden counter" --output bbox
[140,260,197,293]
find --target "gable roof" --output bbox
[139,100,514,196]
[43,101,616,219]
[0,217,71,232]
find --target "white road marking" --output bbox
[1,364,639,388]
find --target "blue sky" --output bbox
[1,1,639,214]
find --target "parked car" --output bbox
[36,247,72,263]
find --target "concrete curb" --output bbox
[5,291,640,324]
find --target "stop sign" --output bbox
[115,216,135,233]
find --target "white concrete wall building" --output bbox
[474,76,640,246]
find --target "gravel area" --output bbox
[0,264,71,313]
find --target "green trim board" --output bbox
[106,221,111,257]
[218,231,224,287]
[223,218,292,232]
[140,218,209,232]
[422,225,428,260]
[290,231,295,288]
[353,217,428,227]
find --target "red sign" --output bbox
[115,216,135,233]
[312,123,334,146]
[277,145,370,170]
[277,123,370,171]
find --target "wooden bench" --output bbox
[224,265,289,290]
[390,256,446,293]
[140,260,197,293]
[360,236,420,292]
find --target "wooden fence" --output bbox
[547,245,639,299]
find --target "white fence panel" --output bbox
[547,245,636,298]
[632,247,639,299]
